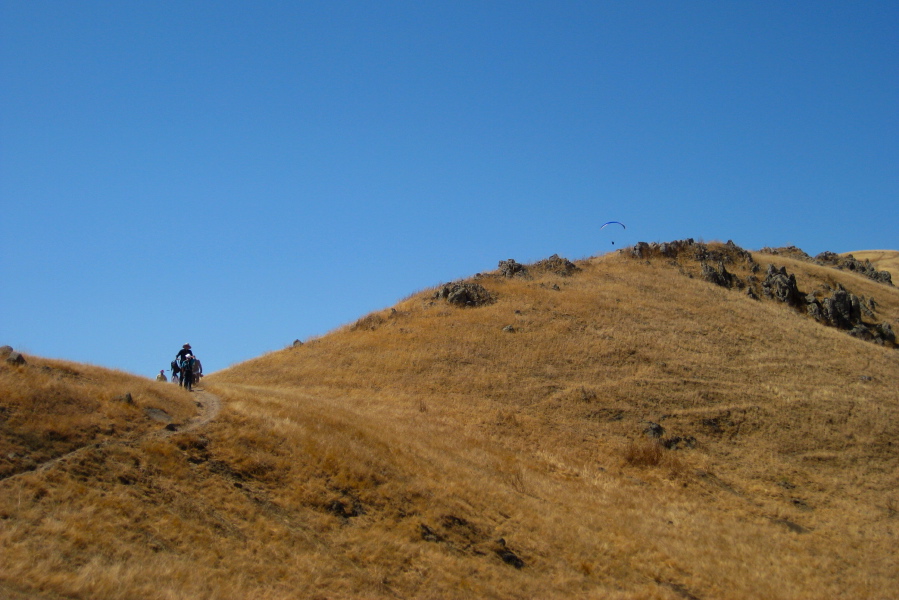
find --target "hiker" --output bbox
[192,357,203,384]
[174,344,193,387]
[176,343,193,362]
[181,354,196,391]
[156,369,167,382]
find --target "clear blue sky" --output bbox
[2,1,897,377]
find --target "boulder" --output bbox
[434,282,495,307]
[876,322,895,344]
[762,265,803,307]
[5,351,25,366]
[631,242,650,259]
[821,290,860,330]
[0,345,12,358]
[498,259,528,278]
[644,422,665,438]
[849,325,873,341]
[701,261,735,288]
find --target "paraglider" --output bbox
[600,221,626,245]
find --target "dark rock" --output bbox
[292,339,303,347]
[115,392,134,404]
[815,252,893,285]
[859,296,876,318]
[806,301,824,321]
[701,261,735,288]
[328,499,363,519]
[876,322,895,343]
[759,246,812,261]
[849,325,872,340]
[420,524,442,542]
[821,290,860,329]
[762,265,803,307]
[5,351,25,366]
[631,242,650,259]
[0,345,12,358]
[493,539,525,569]
[662,435,696,450]
[644,422,665,438]
[498,259,528,278]
[434,282,495,307]
[790,498,812,511]
[497,548,525,569]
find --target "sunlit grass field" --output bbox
[2,243,897,599]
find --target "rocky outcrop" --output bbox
[532,254,580,277]
[434,282,495,307]
[762,265,803,307]
[701,261,737,288]
[821,290,861,329]
[498,259,528,278]
[805,288,895,345]
[625,239,896,349]
[630,239,757,271]
[758,246,812,261]
[815,252,893,286]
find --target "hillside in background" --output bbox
[1,241,897,600]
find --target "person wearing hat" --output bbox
[174,344,194,387]
[156,369,167,382]
[176,343,193,362]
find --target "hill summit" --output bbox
[2,240,898,600]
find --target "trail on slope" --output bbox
[0,388,222,484]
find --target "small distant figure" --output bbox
[192,357,203,385]
[156,369,167,382]
[181,354,196,391]
[174,344,193,388]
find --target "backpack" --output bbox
[171,360,181,375]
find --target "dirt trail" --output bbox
[0,389,222,484]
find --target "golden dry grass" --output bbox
[1,243,898,599]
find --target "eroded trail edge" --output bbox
[1,389,223,483]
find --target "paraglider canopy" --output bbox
[601,221,625,245]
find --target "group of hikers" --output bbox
[155,343,202,391]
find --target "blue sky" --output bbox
[2,1,897,377]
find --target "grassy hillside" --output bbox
[1,241,897,599]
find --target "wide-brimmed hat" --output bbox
[183,344,191,348]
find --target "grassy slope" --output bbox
[1,244,897,600]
